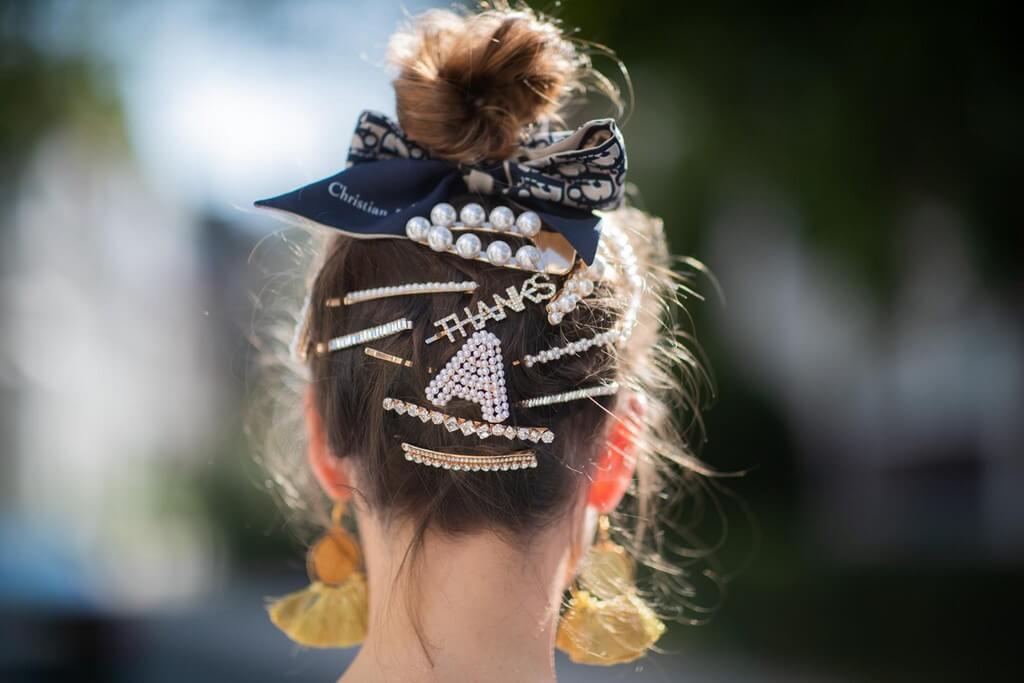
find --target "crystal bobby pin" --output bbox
[383,398,555,444]
[315,318,413,353]
[426,274,555,345]
[401,442,538,472]
[327,280,478,307]
[515,382,620,408]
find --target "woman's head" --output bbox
[254,2,716,648]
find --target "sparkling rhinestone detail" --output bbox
[318,318,413,353]
[383,397,554,444]
[401,442,537,472]
[426,274,556,344]
[515,382,620,408]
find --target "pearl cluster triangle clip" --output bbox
[425,330,510,423]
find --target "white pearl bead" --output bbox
[430,203,457,227]
[405,216,430,241]
[547,310,563,325]
[489,206,515,230]
[455,233,482,258]
[427,225,453,252]
[578,278,595,296]
[459,203,486,227]
[515,245,541,269]
[486,240,512,265]
[515,211,541,237]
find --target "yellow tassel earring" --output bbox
[267,501,369,648]
[556,515,666,665]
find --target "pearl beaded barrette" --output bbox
[400,442,538,472]
[327,280,478,306]
[405,202,571,274]
[384,398,555,444]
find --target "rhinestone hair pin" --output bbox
[426,275,555,345]
[327,280,478,307]
[384,398,555,443]
[400,442,538,472]
[315,318,413,353]
[515,382,620,408]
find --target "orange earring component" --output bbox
[587,418,637,513]
[266,501,369,648]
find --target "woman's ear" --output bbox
[587,392,645,514]
[305,386,353,501]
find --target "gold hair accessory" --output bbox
[315,318,413,353]
[401,442,537,472]
[515,382,619,408]
[267,502,368,648]
[326,280,478,307]
[364,347,413,367]
[556,515,665,665]
[383,398,554,444]
[426,273,555,344]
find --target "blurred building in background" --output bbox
[1,1,1019,681]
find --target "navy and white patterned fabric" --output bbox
[254,110,628,264]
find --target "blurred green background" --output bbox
[1,1,1020,681]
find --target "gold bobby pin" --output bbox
[364,347,413,367]
[400,442,538,472]
[326,281,478,307]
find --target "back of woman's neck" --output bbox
[339,519,572,683]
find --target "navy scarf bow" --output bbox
[255,110,627,264]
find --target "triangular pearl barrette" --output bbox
[425,330,509,423]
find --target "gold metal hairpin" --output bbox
[400,442,537,472]
[326,280,478,307]
[364,347,413,367]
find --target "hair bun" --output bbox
[388,8,579,164]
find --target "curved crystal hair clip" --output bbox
[401,442,538,472]
[383,398,555,444]
[515,382,620,408]
[404,202,576,275]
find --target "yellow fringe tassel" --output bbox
[267,575,368,648]
[556,588,666,666]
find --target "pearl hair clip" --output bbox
[314,318,413,353]
[523,222,643,366]
[383,398,555,444]
[404,202,575,275]
[326,280,478,307]
[515,382,620,408]
[401,442,538,472]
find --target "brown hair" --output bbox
[252,2,720,643]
